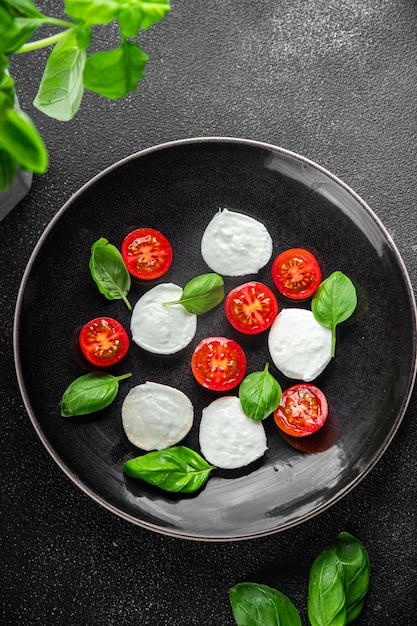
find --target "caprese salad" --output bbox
[60,208,358,494]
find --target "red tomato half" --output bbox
[79,317,129,367]
[191,337,247,391]
[274,384,328,437]
[271,248,321,299]
[121,228,172,280]
[225,281,278,335]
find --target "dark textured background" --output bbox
[2,0,417,624]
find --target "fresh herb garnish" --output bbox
[89,237,132,310]
[230,582,301,626]
[311,271,357,357]
[239,363,282,422]
[123,446,216,493]
[229,532,370,626]
[163,273,225,315]
[61,371,132,417]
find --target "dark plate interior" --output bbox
[14,138,417,540]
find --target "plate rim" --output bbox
[13,136,417,541]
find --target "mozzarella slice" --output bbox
[201,208,273,276]
[130,283,197,354]
[268,308,332,381]
[199,396,267,469]
[122,382,194,451]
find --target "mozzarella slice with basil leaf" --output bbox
[122,382,194,451]
[268,308,332,382]
[199,396,267,469]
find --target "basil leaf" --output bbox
[163,273,224,314]
[64,0,119,25]
[0,107,48,173]
[0,148,18,190]
[117,0,171,36]
[84,42,148,99]
[89,237,132,310]
[123,446,216,493]
[331,532,370,624]
[239,363,282,422]
[229,582,301,626]
[311,271,357,357]
[61,371,132,417]
[33,31,87,121]
[307,546,346,626]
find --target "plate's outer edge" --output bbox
[13,137,417,541]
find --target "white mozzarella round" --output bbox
[268,308,332,381]
[122,382,194,451]
[201,209,273,276]
[199,396,267,469]
[130,283,197,354]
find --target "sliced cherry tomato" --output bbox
[121,228,172,280]
[274,383,328,437]
[79,317,129,367]
[224,281,278,335]
[271,248,321,299]
[191,337,247,391]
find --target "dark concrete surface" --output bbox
[2,1,416,623]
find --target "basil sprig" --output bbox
[311,271,357,357]
[308,532,370,626]
[123,446,216,493]
[239,363,282,422]
[229,582,301,626]
[89,237,132,310]
[61,371,132,417]
[163,273,224,314]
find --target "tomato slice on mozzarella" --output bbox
[274,383,328,437]
[121,228,172,280]
[79,317,129,367]
[191,337,247,391]
[224,281,278,335]
[271,248,321,299]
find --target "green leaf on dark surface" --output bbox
[61,371,132,417]
[239,363,282,422]
[0,148,17,190]
[33,31,87,121]
[84,42,148,99]
[89,237,132,310]
[229,582,301,626]
[163,273,224,315]
[0,107,48,172]
[307,547,346,626]
[311,271,357,357]
[123,447,216,493]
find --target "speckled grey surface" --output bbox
[2,0,417,624]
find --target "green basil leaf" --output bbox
[64,0,119,25]
[307,547,346,626]
[311,271,357,357]
[229,582,301,626]
[33,31,87,121]
[0,10,41,53]
[123,446,216,493]
[84,42,148,99]
[0,148,17,190]
[61,371,132,417]
[331,532,370,624]
[4,0,43,18]
[0,108,48,172]
[89,237,132,310]
[117,0,171,36]
[164,273,224,314]
[239,363,282,422]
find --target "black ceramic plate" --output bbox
[14,138,417,541]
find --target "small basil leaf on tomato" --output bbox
[331,532,371,623]
[164,273,224,314]
[311,271,357,357]
[239,363,282,422]
[60,371,132,417]
[307,546,346,626]
[229,582,301,626]
[89,237,132,310]
[123,446,216,493]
